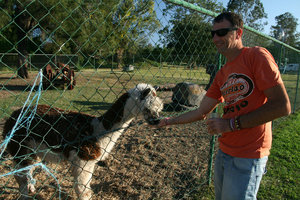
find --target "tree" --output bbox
[0,1,36,78]
[270,12,299,48]
[109,0,160,68]
[0,0,160,72]
[167,16,216,66]
[0,0,94,78]
[159,0,223,66]
[226,0,267,31]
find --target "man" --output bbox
[156,12,291,200]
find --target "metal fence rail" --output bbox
[0,0,299,199]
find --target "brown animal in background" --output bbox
[42,62,76,90]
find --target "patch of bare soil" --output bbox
[0,118,214,200]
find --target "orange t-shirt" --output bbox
[206,46,283,158]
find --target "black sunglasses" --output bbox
[211,27,238,38]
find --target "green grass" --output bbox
[0,67,210,119]
[257,110,300,200]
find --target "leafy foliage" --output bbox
[158,0,223,66]
[270,12,299,48]
[0,0,160,69]
[226,0,268,31]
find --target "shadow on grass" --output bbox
[1,84,38,92]
[72,100,112,111]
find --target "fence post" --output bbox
[29,54,32,71]
[207,135,216,185]
[292,57,300,113]
[207,53,223,185]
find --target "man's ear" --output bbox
[236,28,243,39]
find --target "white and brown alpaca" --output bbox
[3,83,163,200]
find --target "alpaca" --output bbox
[3,83,163,200]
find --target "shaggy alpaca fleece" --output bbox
[3,83,163,200]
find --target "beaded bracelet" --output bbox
[229,116,241,131]
[235,116,241,130]
[229,118,235,131]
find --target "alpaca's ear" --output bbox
[140,88,151,100]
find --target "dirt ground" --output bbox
[0,71,217,200]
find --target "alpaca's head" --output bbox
[126,83,163,125]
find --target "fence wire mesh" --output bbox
[0,0,299,200]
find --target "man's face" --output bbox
[212,19,238,54]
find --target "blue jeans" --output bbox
[214,149,268,200]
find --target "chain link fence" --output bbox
[0,0,299,199]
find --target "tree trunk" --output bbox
[17,52,29,78]
[15,3,33,79]
[116,48,124,69]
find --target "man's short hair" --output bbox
[213,12,244,29]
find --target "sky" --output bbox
[218,0,300,34]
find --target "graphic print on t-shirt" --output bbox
[221,73,254,106]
